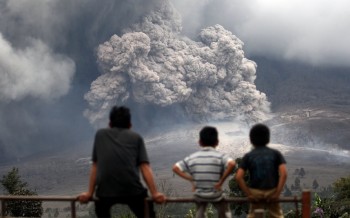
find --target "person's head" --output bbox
[199,126,219,147]
[109,106,131,128]
[249,123,270,147]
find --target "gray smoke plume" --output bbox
[0,0,160,159]
[0,33,75,101]
[84,1,270,127]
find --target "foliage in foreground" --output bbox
[311,175,350,218]
[0,167,43,217]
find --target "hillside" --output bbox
[0,109,349,197]
[0,58,349,197]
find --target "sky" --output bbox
[172,0,350,67]
[0,0,349,158]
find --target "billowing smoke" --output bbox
[0,0,160,159]
[0,32,75,159]
[84,1,270,127]
[0,33,75,101]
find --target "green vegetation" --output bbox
[0,167,43,217]
[184,204,214,218]
[311,175,350,217]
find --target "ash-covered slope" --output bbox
[253,57,350,151]
[254,57,350,111]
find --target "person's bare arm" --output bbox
[172,164,193,181]
[140,162,165,203]
[235,168,255,200]
[269,163,287,201]
[172,164,196,191]
[214,160,235,190]
[78,162,97,203]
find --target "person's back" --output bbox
[93,127,147,197]
[173,126,235,218]
[235,123,287,218]
[241,146,284,190]
[78,106,165,218]
[182,147,230,200]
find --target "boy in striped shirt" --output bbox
[173,126,235,218]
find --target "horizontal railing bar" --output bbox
[0,195,77,201]
[0,195,301,203]
[148,196,301,203]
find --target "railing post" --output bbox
[254,209,265,218]
[302,190,311,218]
[71,201,76,218]
[144,198,149,218]
[1,200,5,218]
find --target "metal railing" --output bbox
[0,190,311,218]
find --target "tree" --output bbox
[331,175,350,215]
[0,167,43,217]
[311,176,350,217]
[0,167,27,193]
[333,176,350,202]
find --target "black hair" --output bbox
[199,126,218,147]
[109,106,131,128]
[249,123,270,147]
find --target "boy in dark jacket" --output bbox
[235,124,287,218]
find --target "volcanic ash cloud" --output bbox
[84,1,270,126]
[0,33,75,101]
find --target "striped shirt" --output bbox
[176,147,233,200]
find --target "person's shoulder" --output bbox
[124,129,142,137]
[184,150,203,160]
[96,128,110,135]
[267,146,283,154]
[266,146,286,159]
[189,150,202,157]
[244,148,255,155]
[215,149,231,157]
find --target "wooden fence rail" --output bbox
[0,190,311,218]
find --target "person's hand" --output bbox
[247,194,258,202]
[78,192,92,203]
[214,182,222,191]
[267,192,280,202]
[152,192,166,204]
[191,182,196,192]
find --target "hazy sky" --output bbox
[172,0,350,67]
